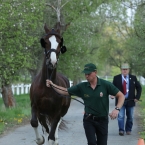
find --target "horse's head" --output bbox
[40,22,67,69]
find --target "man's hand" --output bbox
[134,99,138,102]
[46,79,69,96]
[110,95,115,99]
[109,109,119,120]
[46,80,53,87]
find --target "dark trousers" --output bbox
[83,114,108,145]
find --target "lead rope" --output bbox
[50,84,101,114]
[49,83,142,114]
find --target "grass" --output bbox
[0,94,31,134]
[138,86,145,139]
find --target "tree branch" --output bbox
[46,3,57,12]
[60,0,70,10]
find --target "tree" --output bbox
[0,0,45,107]
[1,0,143,109]
[56,0,118,82]
[129,2,145,76]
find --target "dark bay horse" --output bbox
[30,22,71,145]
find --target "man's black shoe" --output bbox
[119,131,124,136]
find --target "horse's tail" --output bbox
[59,118,68,131]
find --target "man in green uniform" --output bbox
[46,63,125,145]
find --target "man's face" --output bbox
[121,69,130,76]
[85,71,97,82]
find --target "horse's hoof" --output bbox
[36,135,45,145]
[48,139,59,145]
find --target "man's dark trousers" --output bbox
[83,115,108,145]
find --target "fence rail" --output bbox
[0,84,31,98]
[0,81,73,98]
[0,76,144,98]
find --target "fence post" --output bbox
[16,84,20,95]
[25,84,31,94]
[12,85,15,94]
[21,84,24,94]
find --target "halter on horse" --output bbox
[30,22,71,145]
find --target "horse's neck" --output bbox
[48,68,57,81]
[39,58,58,84]
[41,66,57,82]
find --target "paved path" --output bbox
[0,98,140,145]
[108,99,139,145]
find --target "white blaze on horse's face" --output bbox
[49,35,59,66]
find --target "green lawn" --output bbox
[0,94,31,134]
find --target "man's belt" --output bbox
[84,113,108,121]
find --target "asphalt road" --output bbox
[0,98,140,145]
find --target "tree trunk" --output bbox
[1,84,16,108]
[73,78,82,86]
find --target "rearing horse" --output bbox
[30,22,71,145]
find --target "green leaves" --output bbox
[1,0,145,86]
[0,0,45,85]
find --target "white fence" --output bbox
[0,81,73,98]
[0,84,31,98]
[0,77,144,98]
[12,84,31,95]
[139,76,145,85]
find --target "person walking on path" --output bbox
[46,63,125,145]
[111,63,142,136]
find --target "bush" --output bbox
[138,86,145,139]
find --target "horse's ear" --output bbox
[44,23,49,33]
[61,46,67,54]
[40,38,46,48]
[55,22,61,33]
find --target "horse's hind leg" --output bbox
[30,105,44,145]
[48,117,62,145]
[54,118,62,145]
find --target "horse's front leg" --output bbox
[47,117,62,145]
[30,105,44,145]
